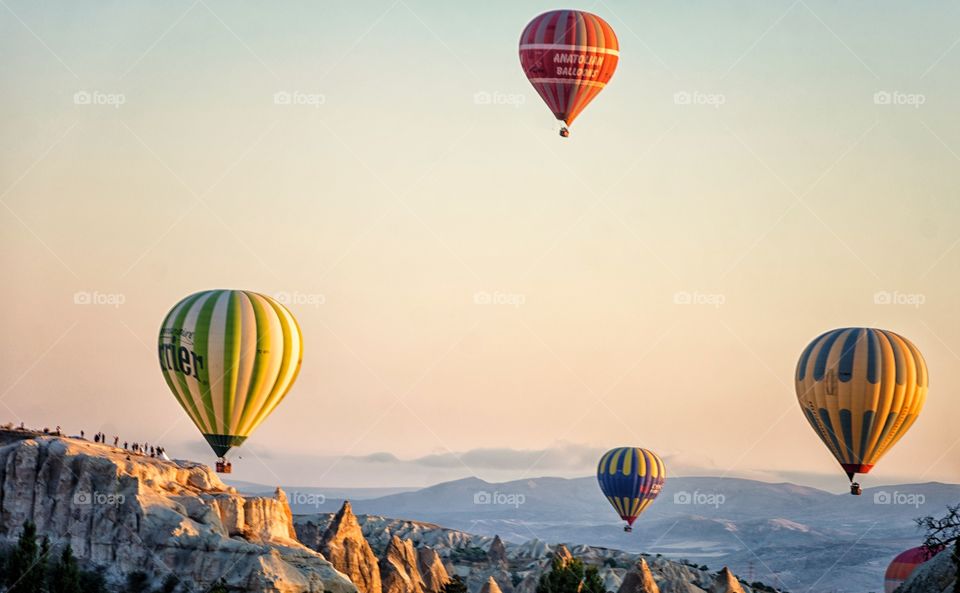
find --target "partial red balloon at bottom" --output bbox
[884,547,941,593]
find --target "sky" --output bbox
[2,0,960,491]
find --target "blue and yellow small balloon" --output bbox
[597,447,666,532]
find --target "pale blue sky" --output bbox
[2,0,960,488]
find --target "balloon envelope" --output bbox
[519,10,619,128]
[597,447,666,527]
[158,290,303,457]
[885,547,938,593]
[795,328,927,481]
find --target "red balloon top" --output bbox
[884,546,940,593]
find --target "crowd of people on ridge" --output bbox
[6,421,169,460]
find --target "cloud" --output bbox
[349,443,607,474]
[357,452,401,463]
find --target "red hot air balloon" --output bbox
[519,10,619,137]
[884,546,941,593]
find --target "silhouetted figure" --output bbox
[123,441,128,450]
[80,430,85,439]
[114,436,119,447]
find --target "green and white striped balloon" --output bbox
[158,290,303,457]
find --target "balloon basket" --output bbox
[623,525,632,533]
[559,127,570,138]
[850,482,862,496]
[216,460,233,474]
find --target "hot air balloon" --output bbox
[885,546,940,593]
[158,290,303,473]
[597,447,665,532]
[794,328,927,495]
[519,10,619,137]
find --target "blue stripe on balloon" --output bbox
[858,410,874,462]
[887,332,906,385]
[813,329,846,381]
[818,408,846,462]
[838,329,861,382]
[797,330,831,381]
[866,329,880,384]
[839,409,854,459]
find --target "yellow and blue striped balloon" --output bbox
[158,290,303,459]
[597,447,666,530]
[795,328,927,482]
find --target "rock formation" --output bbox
[617,558,660,593]
[897,545,958,593]
[417,546,450,593]
[0,432,355,593]
[553,544,573,566]
[488,535,508,566]
[320,501,383,593]
[295,500,781,593]
[708,567,746,593]
[479,576,504,593]
[381,535,427,593]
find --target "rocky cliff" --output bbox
[617,558,660,593]
[417,546,450,593]
[318,501,383,593]
[381,535,428,593]
[487,535,508,566]
[0,431,356,593]
[897,546,958,593]
[295,513,760,593]
[707,568,745,593]
[479,576,504,593]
